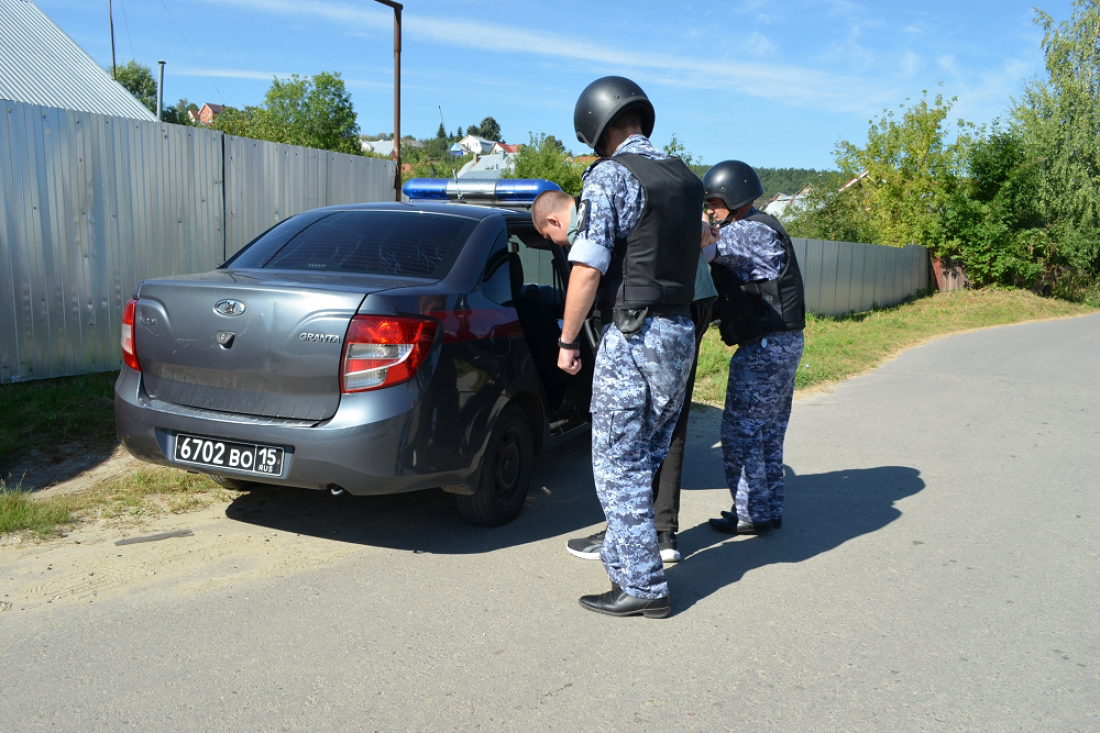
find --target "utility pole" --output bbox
[108,0,117,80]
[156,61,165,121]
[372,1,403,201]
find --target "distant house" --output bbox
[361,138,425,156]
[0,0,156,120]
[449,143,466,157]
[456,152,515,180]
[458,134,495,155]
[764,185,814,218]
[492,142,519,155]
[197,103,224,125]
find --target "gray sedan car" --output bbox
[115,179,595,525]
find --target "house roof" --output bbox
[456,152,515,180]
[493,142,519,154]
[202,103,225,114]
[0,0,156,120]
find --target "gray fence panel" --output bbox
[223,135,394,257]
[789,237,927,318]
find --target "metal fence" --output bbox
[519,238,929,319]
[792,238,928,317]
[0,100,395,384]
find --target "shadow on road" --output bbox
[667,464,926,611]
[223,432,605,554]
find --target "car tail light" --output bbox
[121,299,141,371]
[341,315,438,392]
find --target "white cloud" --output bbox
[193,0,899,114]
[900,51,921,77]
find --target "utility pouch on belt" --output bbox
[613,307,649,338]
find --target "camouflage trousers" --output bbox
[591,315,695,599]
[721,330,804,524]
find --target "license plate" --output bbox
[173,434,284,476]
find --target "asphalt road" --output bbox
[3,314,1098,732]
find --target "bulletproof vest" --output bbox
[710,211,806,346]
[594,154,704,312]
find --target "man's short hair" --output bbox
[532,189,574,231]
[607,107,644,134]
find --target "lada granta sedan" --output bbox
[115,179,595,525]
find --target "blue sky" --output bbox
[37,0,1072,170]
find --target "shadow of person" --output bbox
[666,465,925,612]
[222,431,604,554]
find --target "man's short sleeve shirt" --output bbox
[567,134,669,275]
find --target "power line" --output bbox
[118,0,136,61]
[158,0,225,105]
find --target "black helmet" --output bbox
[703,160,763,210]
[573,76,655,152]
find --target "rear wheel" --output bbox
[456,405,534,526]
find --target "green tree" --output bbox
[212,72,362,155]
[161,98,197,126]
[662,133,698,167]
[502,133,585,195]
[262,72,361,154]
[477,116,501,141]
[113,60,157,114]
[834,89,971,248]
[436,122,447,140]
[1011,0,1100,293]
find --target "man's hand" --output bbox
[558,347,582,375]
[701,220,720,248]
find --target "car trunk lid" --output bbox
[134,271,394,421]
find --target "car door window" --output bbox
[480,231,513,306]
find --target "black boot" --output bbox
[579,583,671,618]
[721,509,782,530]
[710,512,772,534]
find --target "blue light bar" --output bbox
[401,178,450,200]
[402,178,562,207]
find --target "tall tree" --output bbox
[834,90,971,248]
[262,72,361,154]
[477,116,501,142]
[503,133,584,195]
[1014,0,1100,235]
[113,60,157,114]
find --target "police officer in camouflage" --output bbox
[533,76,703,618]
[700,161,806,535]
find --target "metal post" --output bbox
[108,0,117,80]
[156,61,165,121]
[372,1,403,201]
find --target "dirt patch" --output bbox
[0,500,356,614]
[4,444,141,497]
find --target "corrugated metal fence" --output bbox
[792,238,928,317]
[0,100,395,384]
[519,238,929,319]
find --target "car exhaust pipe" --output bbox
[329,484,346,497]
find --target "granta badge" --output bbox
[214,299,246,316]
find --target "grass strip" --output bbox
[0,488,76,535]
[692,288,1097,404]
[0,468,229,538]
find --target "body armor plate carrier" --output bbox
[711,212,806,346]
[594,153,703,315]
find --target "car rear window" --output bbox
[226,210,479,278]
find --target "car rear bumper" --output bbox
[114,367,488,495]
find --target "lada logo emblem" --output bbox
[214,299,246,317]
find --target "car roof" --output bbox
[305,201,534,223]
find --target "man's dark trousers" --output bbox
[652,296,715,533]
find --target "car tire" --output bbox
[211,475,264,491]
[456,404,534,526]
